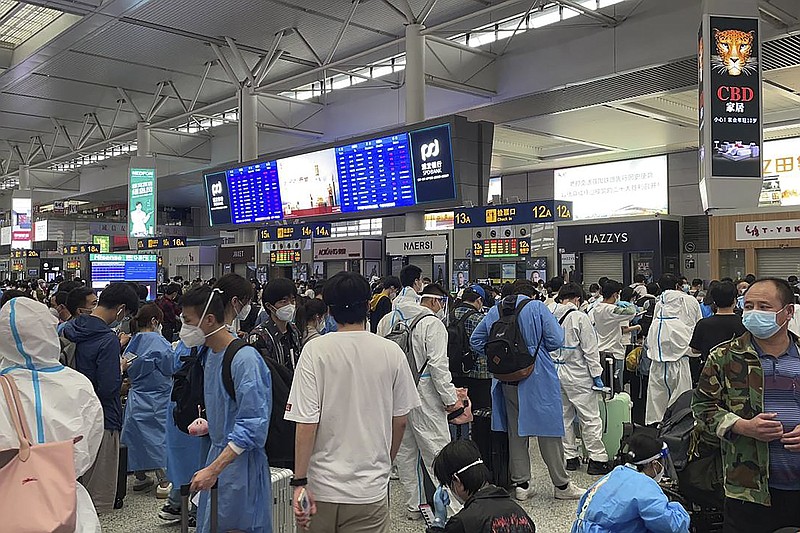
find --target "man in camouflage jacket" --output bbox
[692,278,800,533]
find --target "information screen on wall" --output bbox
[89,253,158,298]
[758,137,800,206]
[554,156,668,220]
[128,164,156,238]
[205,123,457,226]
[11,197,32,250]
[709,16,761,179]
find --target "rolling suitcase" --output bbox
[181,483,218,533]
[270,467,296,533]
[114,444,128,509]
[599,358,632,460]
[473,408,511,490]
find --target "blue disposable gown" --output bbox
[571,465,690,533]
[166,342,209,492]
[121,331,173,471]
[196,342,272,533]
[470,295,565,437]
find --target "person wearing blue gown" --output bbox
[571,433,690,533]
[121,303,174,493]
[183,279,272,533]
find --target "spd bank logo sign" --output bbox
[409,124,455,204]
[421,139,440,162]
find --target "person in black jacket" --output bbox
[427,441,535,533]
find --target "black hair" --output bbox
[461,289,482,304]
[588,283,600,293]
[710,280,736,308]
[262,278,297,307]
[165,283,181,296]
[658,273,679,291]
[135,302,164,329]
[432,440,490,494]
[0,290,32,308]
[624,433,664,468]
[620,286,635,303]
[214,273,253,309]
[749,277,796,307]
[58,280,81,294]
[400,265,423,288]
[692,278,703,287]
[547,277,564,295]
[598,276,609,287]
[789,275,799,284]
[422,276,432,284]
[744,273,756,285]
[53,291,69,307]
[381,276,401,291]
[512,279,537,298]
[601,279,623,299]
[646,282,661,297]
[98,282,140,315]
[500,282,514,298]
[324,271,370,325]
[557,282,584,303]
[182,285,225,324]
[295,296,328,332]
[633,273,646,284]
[720,277,734,283]
[128,282,148,301]
[66,287,95,316]
[421,283,447,298]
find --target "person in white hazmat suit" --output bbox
[645,273,702,425]
[550,283,610,476]
[0,297,105,533]
[377,265,458,520]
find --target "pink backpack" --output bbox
[0,374,78,533]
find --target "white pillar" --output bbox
[136,122,151,157]
[18,164,30,191]
[405,23,426,125]
[239,88,258,162]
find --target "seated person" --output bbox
[427,440,535,533]
[571,433,690,533]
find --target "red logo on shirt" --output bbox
[285,403,292,412]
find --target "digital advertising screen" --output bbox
[205,123,457,226]
[128,165,156,239]
[11,197,32,250]
[554,156,668,220]
[758,137,800,206]
[89,253,158,298]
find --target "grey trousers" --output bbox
[502,384,571,488]
[82,429,120,514]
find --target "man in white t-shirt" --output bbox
[588,279,640,391]
[285,271,420,532]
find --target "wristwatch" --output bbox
[290,477,308,487]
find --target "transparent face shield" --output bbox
[633,442,678,483]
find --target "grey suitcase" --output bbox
[271,467,296,533]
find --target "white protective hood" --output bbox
[0,296,61,368]
[646,290,702,362]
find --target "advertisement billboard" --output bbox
[758,137,800,206]
[128,162,156,238]
[554,156,668,220]
[11,197,32,249]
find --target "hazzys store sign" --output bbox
[709,16,761,179]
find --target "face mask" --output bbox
[682,284,690,292]
[154,323,163,335]
[275,303,296,322]
[315,319,325,333]
[236,302,251,321]
[435,306,446,320]
[179,324,206,348]
[651,461,665,483]
[742,307,788,339]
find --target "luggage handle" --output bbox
[180,481,218,533]
[603,357,616,401]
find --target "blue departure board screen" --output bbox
[205,123,457,225]
[336,134,415,212]
[227,162,282,224]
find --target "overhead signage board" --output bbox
[707,16,761,180]
[204,123,458,226]
[386,235,448,256]
[758,137,800,206]
[270,249,301,265]
[554,156,668,220]
[736,219,800,241]
[258,223,331,241]
[11,197,32,250]
[454,200,572,228]
[472,238,531,259]
[10,250,39,258]
[136,236,188,250]
[128,160,156,238]
[62,243,102,255]
[93,235,111,253]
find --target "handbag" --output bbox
[447,387,474,425]
[0,374,78,533]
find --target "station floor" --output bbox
[99,439,594,532]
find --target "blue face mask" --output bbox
[742,306,788,339]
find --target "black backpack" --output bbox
[172,339,247,434]
[447,306,479,375]
[485,296,538,382]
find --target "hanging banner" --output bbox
[128,158,157,238]
[708,16,762,179]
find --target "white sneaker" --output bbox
[554,483,586,500]
[156,482,172,499]
[514,485,534,501]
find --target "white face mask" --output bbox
[154,322,163,335]
[179,323,206,348]
[315,319,325,333]
[651,461,665,483]
[275,303,296,322]
[236,301,251,321]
